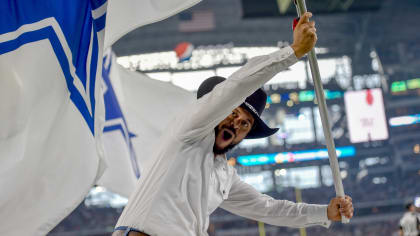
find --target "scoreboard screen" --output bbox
[344,89,388,143]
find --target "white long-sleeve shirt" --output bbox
[400,212,420,236]
[115,46,331,236]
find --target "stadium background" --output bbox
[50,0,420,235]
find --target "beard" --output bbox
[213,126,238,155]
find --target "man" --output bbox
[113,12,354,236]
[399,203,420,236]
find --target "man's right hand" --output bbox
[291,12,317,59]
[327,195,354,221]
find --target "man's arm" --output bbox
[219,171,331,228]
[176,13,316,142]
[176,47,297,142]
[399,218,404,236]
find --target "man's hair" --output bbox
[405,203,414,210]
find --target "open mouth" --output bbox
[222,129,235,141]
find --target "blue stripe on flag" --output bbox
[102,54,140,178]
[0,26,95,133]
[89,29,99,120]
[91,0,107,10]
[0,0,108,135]
[103,124,129,138]
[94,14,106,31]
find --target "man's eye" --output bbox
[242,121,249,128]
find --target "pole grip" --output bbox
[293,0,349,224]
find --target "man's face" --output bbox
[214,107,255,154]
[409,204,415,212]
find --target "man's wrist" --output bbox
[290,44,304,59]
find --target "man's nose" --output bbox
[231,117,243,129]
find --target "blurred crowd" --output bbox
[209,219,401,236]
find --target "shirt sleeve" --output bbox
[175,46,298,142]
[220,171,331,228]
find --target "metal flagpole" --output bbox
[293,0,349,223]
[295,178,307,236]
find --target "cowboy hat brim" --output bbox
[240,104,279,139]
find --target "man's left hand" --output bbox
[327,195,354,221]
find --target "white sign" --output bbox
[344,89,388,143]
[239,171,273,193]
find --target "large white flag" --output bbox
[0,2,108,235]
[0,0,200,235]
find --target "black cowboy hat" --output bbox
[197,76,278,139]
